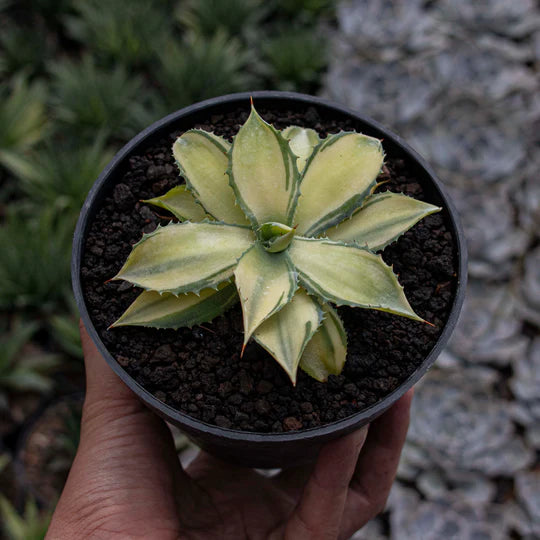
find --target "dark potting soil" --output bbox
[81,106,457,433]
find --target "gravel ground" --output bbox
[321,1,540,538]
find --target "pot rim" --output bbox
[72,90,468,443]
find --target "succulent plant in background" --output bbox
[436,0,538,38]
[47,401,82,474]
[111,103,440,384]
[0,322,61,411]
[50,295,83,359]
[0,75,48,173]
[65,0,171,68]
[5,137,113,216]
[49,55,156,142]
[176,0,267,38]
[0,495,51,540]
[0,210,72,312]
[0,24,52,78]
[153,32,255,113]
[261,27,328,92]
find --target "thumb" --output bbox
[47,321,183,538]
[283,427,369,540]
[80,319,139,407]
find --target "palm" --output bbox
[179,453,297,537]
[47,324,411,540]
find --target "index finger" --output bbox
[282,427,368,540]
[340,389,413,538]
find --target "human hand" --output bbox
[47,322,412,540]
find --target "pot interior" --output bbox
[73,92,466,467]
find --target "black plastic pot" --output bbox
[72,91,467,468]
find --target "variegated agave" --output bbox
[111,103,440,384]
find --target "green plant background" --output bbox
[0,0,333,536]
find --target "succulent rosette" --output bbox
[111,103,440,384]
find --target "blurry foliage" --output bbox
[66,0,172,67]
[176,0,267,37]
[15,398,83,508]
[154,32,256,112]
[0,25,53,78]
[50,315,82,359]
[6,137,113,215]
[0,210,72,312]
[23,0,75,24]
[0,451,10,472]
[275,0,334,18]
[49,55,156,142]
[0,76,48,173]
[49,296,82,359]
[0,495,51,540]
[262,28,327,91]
[0,322,60,410]
[49,402,82,472]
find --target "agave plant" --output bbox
[111,103,440,384]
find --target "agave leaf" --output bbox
[172,130,248,225]
[253,288,322,384]
[257,221,296,253]
[230,104,299,227]
[113,222,254,294]
[326,192,441,250]
[234,243,297,344]
[289,237,423,321]
[143,185,209,222]
[282,125,320,172]
[294,132,384,237]
[111,282,238,329]
[299,302,347,382]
